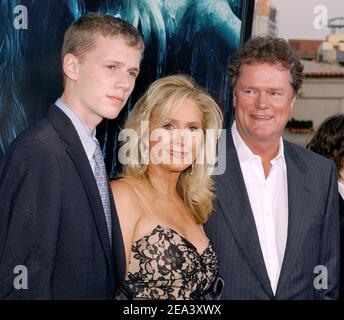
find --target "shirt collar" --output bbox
[55,98,97,159]
[231,120,285,164]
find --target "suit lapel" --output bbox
[46,106,114,272]
[66,145,114,263]
[215,131,274,296]
[109,187,126,284]
[276,141,310,295]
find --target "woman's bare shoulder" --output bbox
[110,177,143,220]
[111,177,138,197]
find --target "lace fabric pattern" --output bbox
[125,225,220,300]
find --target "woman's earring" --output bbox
[190,162,195,176]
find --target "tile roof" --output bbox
[302,59,344,77]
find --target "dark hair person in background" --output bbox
[205,36,340,299]
[0,14,144,299]
[307,114,344,299]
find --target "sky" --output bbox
[269,0,344,40]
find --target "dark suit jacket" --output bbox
[339,193,344,299]
[0,106,125,299]
[205,131,340,299]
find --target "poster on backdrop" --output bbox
[0,0,253,176]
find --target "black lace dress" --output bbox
[123,224,222,300]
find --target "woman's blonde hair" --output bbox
[121,74,223,224]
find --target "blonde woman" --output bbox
[111,74,223,300]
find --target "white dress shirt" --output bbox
[231,121,288,294]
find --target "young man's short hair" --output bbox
[61,13,144,64]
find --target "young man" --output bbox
[0,13,144,299]
[205,36,339,299]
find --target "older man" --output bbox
[205,36,339,299]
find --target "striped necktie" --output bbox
[93,141,112,244]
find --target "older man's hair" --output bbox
[228,36,304,95]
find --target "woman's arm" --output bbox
[110,179,142,275]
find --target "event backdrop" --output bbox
[0,0,254,177]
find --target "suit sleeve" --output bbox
[0,140,61,299]
[319,161,340,299]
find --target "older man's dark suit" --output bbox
[205,130,340,299]
[0,106,125,299]
[339,194,344,299]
